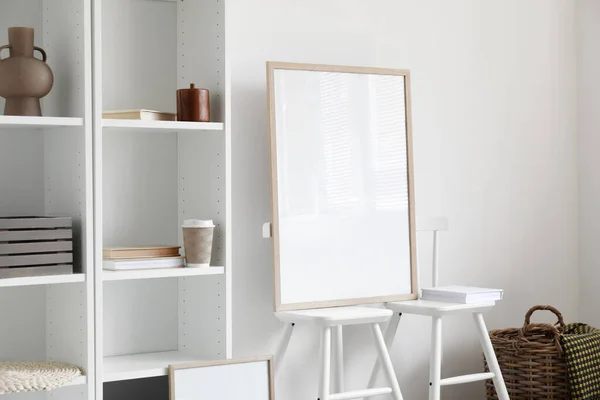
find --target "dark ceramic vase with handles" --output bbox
[0,27,54,116]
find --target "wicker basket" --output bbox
[485,305,570,399]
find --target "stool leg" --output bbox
[370,323,404,400]
[318,327,332,400]
[367,312,401,390]
[429,317,442,400]
[333,326,344,393]
[274,323,295,377]
[473,312,509,400]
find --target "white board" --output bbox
[267,63,417,311]
[169,357,273,400]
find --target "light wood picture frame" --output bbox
[169,356,275,400]
[267,62,418,312]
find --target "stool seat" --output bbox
[387,300,495,317]
[274,306,403,399]
[276,306,393,327]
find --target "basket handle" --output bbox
[523,305,566,330]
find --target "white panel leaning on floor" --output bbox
[367,217,510,400]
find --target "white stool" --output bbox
[367,217,510,400]
[275,306,404,400]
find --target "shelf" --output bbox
[68,375,88,387]
[104,351,206,382]
[0,116,84,129]
[103,266,224,281]
[102,119,224,132]
[0,273,85,288]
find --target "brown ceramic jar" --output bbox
[0,27,54,116]
[177,83,210,122]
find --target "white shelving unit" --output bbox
[0,273,85,288]
[102,119,223,132]
[0,116,84,129]
[0,0,229,398]
[93,0,231,399]
[0,1,94,400]
[68,376,89,387]
[103,266,224,282]
[103,351,205,382]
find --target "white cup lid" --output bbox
[182,219,215,228]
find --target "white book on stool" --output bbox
[421,285,504,304]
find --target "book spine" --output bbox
[421,292,466,301]
[104,249,181,259]
[103,259,184,270]
[421,293,467,303]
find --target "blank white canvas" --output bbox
[273,69,412,307]
[172,361,270,400]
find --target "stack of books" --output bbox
[103,246,184,271]
[103,109,177,121]
[420,286,504,304]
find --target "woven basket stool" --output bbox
[0,361,82,394]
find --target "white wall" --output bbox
[578,0,600,326]
[229,1,579,399]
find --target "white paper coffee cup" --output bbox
[182,219,215,268]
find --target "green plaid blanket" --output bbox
[562,323,600,400]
